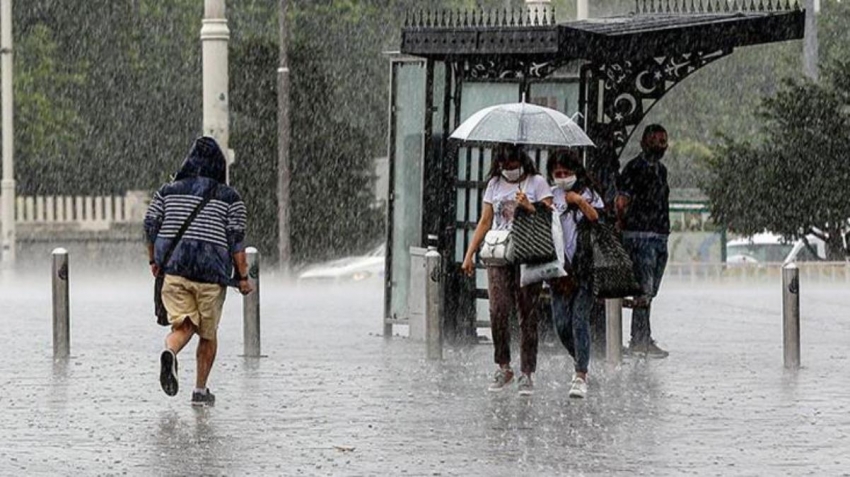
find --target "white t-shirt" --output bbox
[552,187,604,263]
[483,174,553,231]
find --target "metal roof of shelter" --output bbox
[401,1,804,63]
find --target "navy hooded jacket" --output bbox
[144,137,247,286]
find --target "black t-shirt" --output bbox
[617,154,670,235]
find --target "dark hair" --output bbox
[642,124,667,141]
[487,144,539,180]
[546,149,583,182]
[547,148,601,197]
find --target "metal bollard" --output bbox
[52,248,70,359]
[242,247,261,357]
[425,244,443,360]
[605,298,623,365]
[782,263,800,369]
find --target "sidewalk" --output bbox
[0,273,848,476]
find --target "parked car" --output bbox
[725,233,825,266]
[297,244,385,284]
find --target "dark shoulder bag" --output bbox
[154,185,218,326]
[576,219,642,299]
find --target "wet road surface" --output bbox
[1,272,849,476]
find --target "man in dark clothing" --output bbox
[616,125,671,359]
[144,136,253,406]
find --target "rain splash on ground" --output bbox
[1,269,849,476]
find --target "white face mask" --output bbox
[501,166,524,182]
[554,175,577,191]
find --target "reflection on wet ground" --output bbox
[1,274,849,475]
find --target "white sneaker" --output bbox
[488,368,514,392]
[517,373,534,396]
[568,375,587,399]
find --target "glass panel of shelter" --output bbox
[389,59,426,323]
[385,58,582,328]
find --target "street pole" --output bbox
[425,241,443,360]
[277,0,292,277]
[243,247,261,357]
[782,263,801,369]
[605,298,623,366]
[1,0,15,266]
[803,0,818,81]
[201,0,232,181]
[577,0,589,20]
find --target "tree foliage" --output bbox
[703,66,850,259]
[13,24,85,194]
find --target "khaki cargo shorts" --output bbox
[161,274,227,340]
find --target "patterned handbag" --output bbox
[508,202,557,265]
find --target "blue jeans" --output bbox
[623,233,668,345]
[551,279,593,373]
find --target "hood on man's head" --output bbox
[174,136,227,184]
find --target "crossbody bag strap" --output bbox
[160,184,219,270]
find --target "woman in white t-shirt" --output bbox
[547,150,603,399]
[461,144,553,396]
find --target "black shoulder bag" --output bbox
[575,219,643,299]
[154,185,218,326]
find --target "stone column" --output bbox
[201,0,232,180]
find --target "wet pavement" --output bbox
[1,270,849,476]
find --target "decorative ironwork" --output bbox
[404,8,556,29]
[634,0,801,14]
[586,49,732,158]
[463,57,567,81]
[405,26,558,56]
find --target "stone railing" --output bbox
[1,191,150,230]
[666,261,850,284]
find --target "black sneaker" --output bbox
[628,340,669,359]
[159,349,179,396]
[191,389,216,407]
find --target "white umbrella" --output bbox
[450,100,595,148]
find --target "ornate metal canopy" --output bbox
[402,1,804,70]
[400,0,805,160]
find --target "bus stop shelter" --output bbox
[383,1,805,341]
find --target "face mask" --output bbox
[646,149,666,162]
[554,176,577,191]
[501,166,523,182]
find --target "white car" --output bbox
[297,245,385,284]
[726,233,825,266]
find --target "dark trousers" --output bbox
[487,266,543,374]
[550,278,592,373]
[623,234,669,345]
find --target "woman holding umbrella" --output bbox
[461,144,553,395]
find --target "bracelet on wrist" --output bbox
[149,260,156,265]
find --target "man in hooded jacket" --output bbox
[144,136,253,406]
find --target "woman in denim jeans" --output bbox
[462,144,553,396]
[547,150,603,399]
